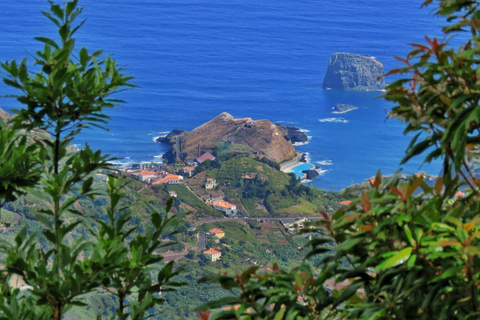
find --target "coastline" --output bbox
[280,152,317,180]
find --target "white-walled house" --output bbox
[211,200,237,216]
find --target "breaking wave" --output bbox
[317,160,333,166]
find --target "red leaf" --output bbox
[434,178,443,195]
[199,310,210,320]
[394,55,411,66]
[360,192,370,213]
[372,171,382,189]
[320,211,330,221]
[359,224,374,232]
[410,43,429,51]
[389,185,403,198]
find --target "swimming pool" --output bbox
[290,163,315,179]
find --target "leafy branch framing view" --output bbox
[1,0,480,319]
[0,1,181,319]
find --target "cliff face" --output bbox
[177,112,297,163]
[323,53,385,91]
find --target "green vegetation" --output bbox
[157,184,223,218]
[0,2,182,319]
[190,154,340,217]
[197,1,480,319]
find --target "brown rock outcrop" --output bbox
[178,112,297,163]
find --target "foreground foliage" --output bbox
[0,1,182,319]
[198,1,480,319]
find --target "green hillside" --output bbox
[190,154,342,217]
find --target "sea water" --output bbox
[0,1,448,190]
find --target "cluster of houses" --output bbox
[135,170,184,185]
[122,151,241,217]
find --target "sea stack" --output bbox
[323,53,385,91]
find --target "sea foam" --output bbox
[317,160,333,166]
[318,118,349,123]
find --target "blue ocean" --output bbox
[0,1,447,191]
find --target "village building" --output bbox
[168,191,177,198]
[182,166,195,177]
[196,152,215,164]
[209,228,225,239]
[203,248,221,261]
[202,194,224,203]
[211,200,237,216]
[205,178,218,189]
[280,218,307,233]
[138,170,156,183]
[152,174,184,185]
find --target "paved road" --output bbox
[192,217,248,228]
[197,232,207,251]
[191,215,325,228]
[163,252,187,262]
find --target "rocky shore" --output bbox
[276,124,309,145]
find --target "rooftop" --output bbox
[139,171,155,175]
[212,201,236,208]
[203,248,221,255]
[209,228,224,234]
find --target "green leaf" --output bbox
[34,37,59,49]
[375,247,412,273]
[332,280,363,309]
[151,212,162,229]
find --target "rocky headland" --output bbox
[323,53,386,91]
[276,124,308,145]
[157,112,303,163]
[332,103,358,114]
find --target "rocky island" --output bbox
[323,53,385,91]
[332,103,358,114]
[157,113,307,164]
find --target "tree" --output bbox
[197,1,480,319]
[0,1,182,319]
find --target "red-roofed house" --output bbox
[203,248,221,261]
[138,171,156,182]
[151,174,184,185]
[196,152,215,164]
[182,166,195,177]
[209,228,225,239]
[211,200,237,216]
